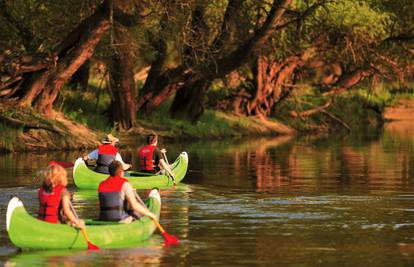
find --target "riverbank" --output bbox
[0,100,99,153]
[0,88,408,153]
[138,110,295,140]
[0,105,295,153]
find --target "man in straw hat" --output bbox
[84,134,131,174]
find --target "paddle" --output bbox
[161,151,176,186]
[48,161,74,168]
[134,191,180,245]
[69,202,99,250]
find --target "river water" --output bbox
[0,123,414,266]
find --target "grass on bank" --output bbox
[57,80,414,138]
[272,82,413,132]
[59,86,291,139]
[57,85,112,133]
[140,100,292,139]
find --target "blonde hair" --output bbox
[41,165,68,191]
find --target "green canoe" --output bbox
[73,152,188,190]
[6,189,161,250]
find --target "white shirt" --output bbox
[87,149,126,164]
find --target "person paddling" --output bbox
[138,133,174,178]
[38,164,85,229]
[83,134,131,174]
[98,161,157,223]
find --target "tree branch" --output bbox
[202,0,293,78]
[211,0,245,53]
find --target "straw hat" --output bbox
[102,134,119,144]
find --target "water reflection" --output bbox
[175,133,414,194]
[5,246,166,267]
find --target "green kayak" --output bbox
[6,190,161,250]
[73,152,188,190]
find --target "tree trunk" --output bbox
[170,78,212,121]
[322,69,374,95]
[108,28,138,129]
[136,13,185,115]
[212,49,313,116]
[246,51,311,116]
[0,1,111,114]
[33,13,110,115]
[167,0,293,120]
[137,37,184,115]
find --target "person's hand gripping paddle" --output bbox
[69,202,99,250]
[134,191,179,245]
[160,149,176,186]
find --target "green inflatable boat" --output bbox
[73,152,188,190]
[6,189,161,250]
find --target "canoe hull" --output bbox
[6,190,161,250]
[73,152,189,190]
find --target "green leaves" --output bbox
[319,0,390,40]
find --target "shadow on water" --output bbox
[0,127,414,266]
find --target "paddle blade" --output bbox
[162,232,180,245]
[48,161,74,168]
[87,241,100,250]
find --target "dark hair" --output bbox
[109,161,123,176]
[146,132,158,145]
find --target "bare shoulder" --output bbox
[122,181,134,192]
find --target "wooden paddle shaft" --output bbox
[152,219,166,234]
[162,151,170,165]
[69,202,93,244]
[81,228,93,243]
[134,191,165,233]
[161,151,176,185]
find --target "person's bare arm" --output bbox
[115,153,131,170]
[61,191,85,229]
[124,183,157,220]
[83,149,98,161]
[122,163,132,170]
[159,158,174,178]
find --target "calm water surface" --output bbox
[0,125,414,266]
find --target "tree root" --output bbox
[290,100,332,117]
[0,114,64,134]
[321,110,351,132]
[289,100,351,132]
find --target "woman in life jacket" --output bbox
[98,161,157,223]
[38,164,85,229]
[138,132,175,178]
[83,134,131,174]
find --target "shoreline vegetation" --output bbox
[1,84,411,153]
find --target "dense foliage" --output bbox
[0,0,412,131]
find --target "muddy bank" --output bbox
[0,105,99,153]
[384,99,414,138]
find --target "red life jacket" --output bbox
[138,145,157,171]
[96,144,118,174]
[98,176,130,221]
[38,184,65,223]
